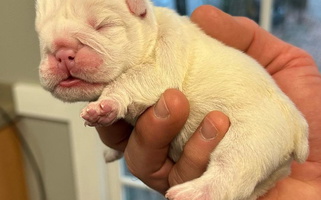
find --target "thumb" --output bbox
[169,111,230,186]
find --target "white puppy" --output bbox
[35,0,309,199]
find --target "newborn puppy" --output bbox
[35,0,309,199]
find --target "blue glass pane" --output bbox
[152,0,176,10]
[123,186,166,200]
[120,159,166,200]
[186,0,222,15]
[272,0,321,71]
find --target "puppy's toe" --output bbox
[81,99,119,126]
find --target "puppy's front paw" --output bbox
[81,99,119,126]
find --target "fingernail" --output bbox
[154,95,170,118]
[200,118,218,140]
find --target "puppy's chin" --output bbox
[51,84,105,102]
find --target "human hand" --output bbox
[96,89,230,194]
[191,5,321,199]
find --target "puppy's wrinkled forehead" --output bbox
[35,0,126,29]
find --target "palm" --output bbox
[191,6,321,199]
[260,164,321,199]
[259,64,321,199]
[96,6,321,199]
[245,25,321,199]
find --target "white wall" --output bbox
[13,83,111,200]
[0,1,90,200]
[0,0,40,83]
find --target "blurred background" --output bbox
[0,0,320,200]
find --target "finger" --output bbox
[124,89,190,194]
[190,5,308,75]
[96,120,133,152]
[190,5,255,52]
[169,111,230,186]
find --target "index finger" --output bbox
[191,5,254,52]
[190,5,312,75]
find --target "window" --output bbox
[120,160,166,200]
[117,0,321,199]
[271,0,321,70]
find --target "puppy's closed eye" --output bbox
[95,21,113,31]
[87,17,115,31]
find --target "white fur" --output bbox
[36,0,309,199]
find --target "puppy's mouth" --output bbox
[52,75,106,102]
[59,76,88,87]
[58,75,106,89]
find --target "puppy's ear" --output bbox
[126,0,148,17]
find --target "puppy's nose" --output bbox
[55,48,76,70]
